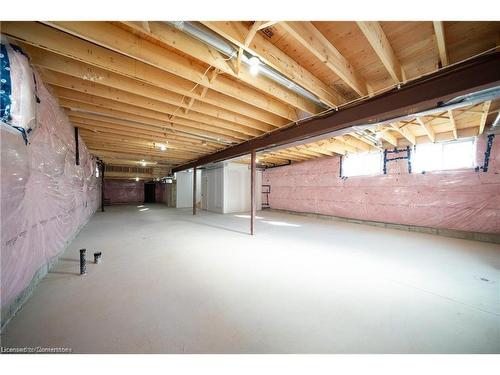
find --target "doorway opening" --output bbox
[144,182,156,203]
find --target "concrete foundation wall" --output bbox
[263,134,500,234]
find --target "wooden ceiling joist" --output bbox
[71,118,219,153]
[2,21,298,121]
[416,117,436,142]
[433,21,449,67]
[39,69,270,137]
[55,90,246,144]
[2,21,498,172]
[391,123,416,145]
[377,128,399,147]
[280,22,368,97]
[200,21,344,108]
[40,69,265,141]
[45,21,320,115]
[479,101,492,134]
[357,21,404,83]
[448,110,458,140]
[21,43,286,129]
[258,21,279,30]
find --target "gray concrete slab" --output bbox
[2,204,499,353]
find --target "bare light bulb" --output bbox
[248,56,260,76]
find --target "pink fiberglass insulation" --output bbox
[104,180,144,204]
[263,135,500,234]
[1,43,100,313]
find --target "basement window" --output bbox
[341,151,382,177]
[412,138,476,173]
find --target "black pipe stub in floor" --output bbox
[94,252,102,264]
[79,249,86,275]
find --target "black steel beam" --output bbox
[173,51,500,173]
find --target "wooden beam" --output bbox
[349,132,381,149]
[40,69,265,138]
[2,21,297,122]
[112,21,321,114]
[35,63,273,134]
[166,51,500,172]
[433,21,449,67]
[479,101,492,134]
[141,21,151,33]
[55,90,245,143]
[280,22,367,96]
[338,135,371,152]
[201,21,344,108]
[312,142,345,155]
[416,117,436,142]
[448,110,458,140]
[357,21,404,83]
[378,128,398,147]
[390,123,416,145]
[244,22,263,47]
[327,138,357,153]
[258,21,278,30]
[70,117,217,153]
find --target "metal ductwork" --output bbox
[488,112,500,135]
[265,86,500,153]
[165,21,328,109]
[347,86,500,136]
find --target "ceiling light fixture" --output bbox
[248,56,260,76]
[135,177,139,181]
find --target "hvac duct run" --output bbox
[165,21,328,109]
[265,86,500,154]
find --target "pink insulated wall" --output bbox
[1,43,100,324]
[263,135,500,234]
[103,181,166,205]
[104,180,144,204]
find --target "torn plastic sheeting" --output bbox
[0,44,100,311]
[1,43,36,135]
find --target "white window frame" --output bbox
[341,151,383,177]
[411,138,476,173]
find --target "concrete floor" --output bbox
[2,204,499,353]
